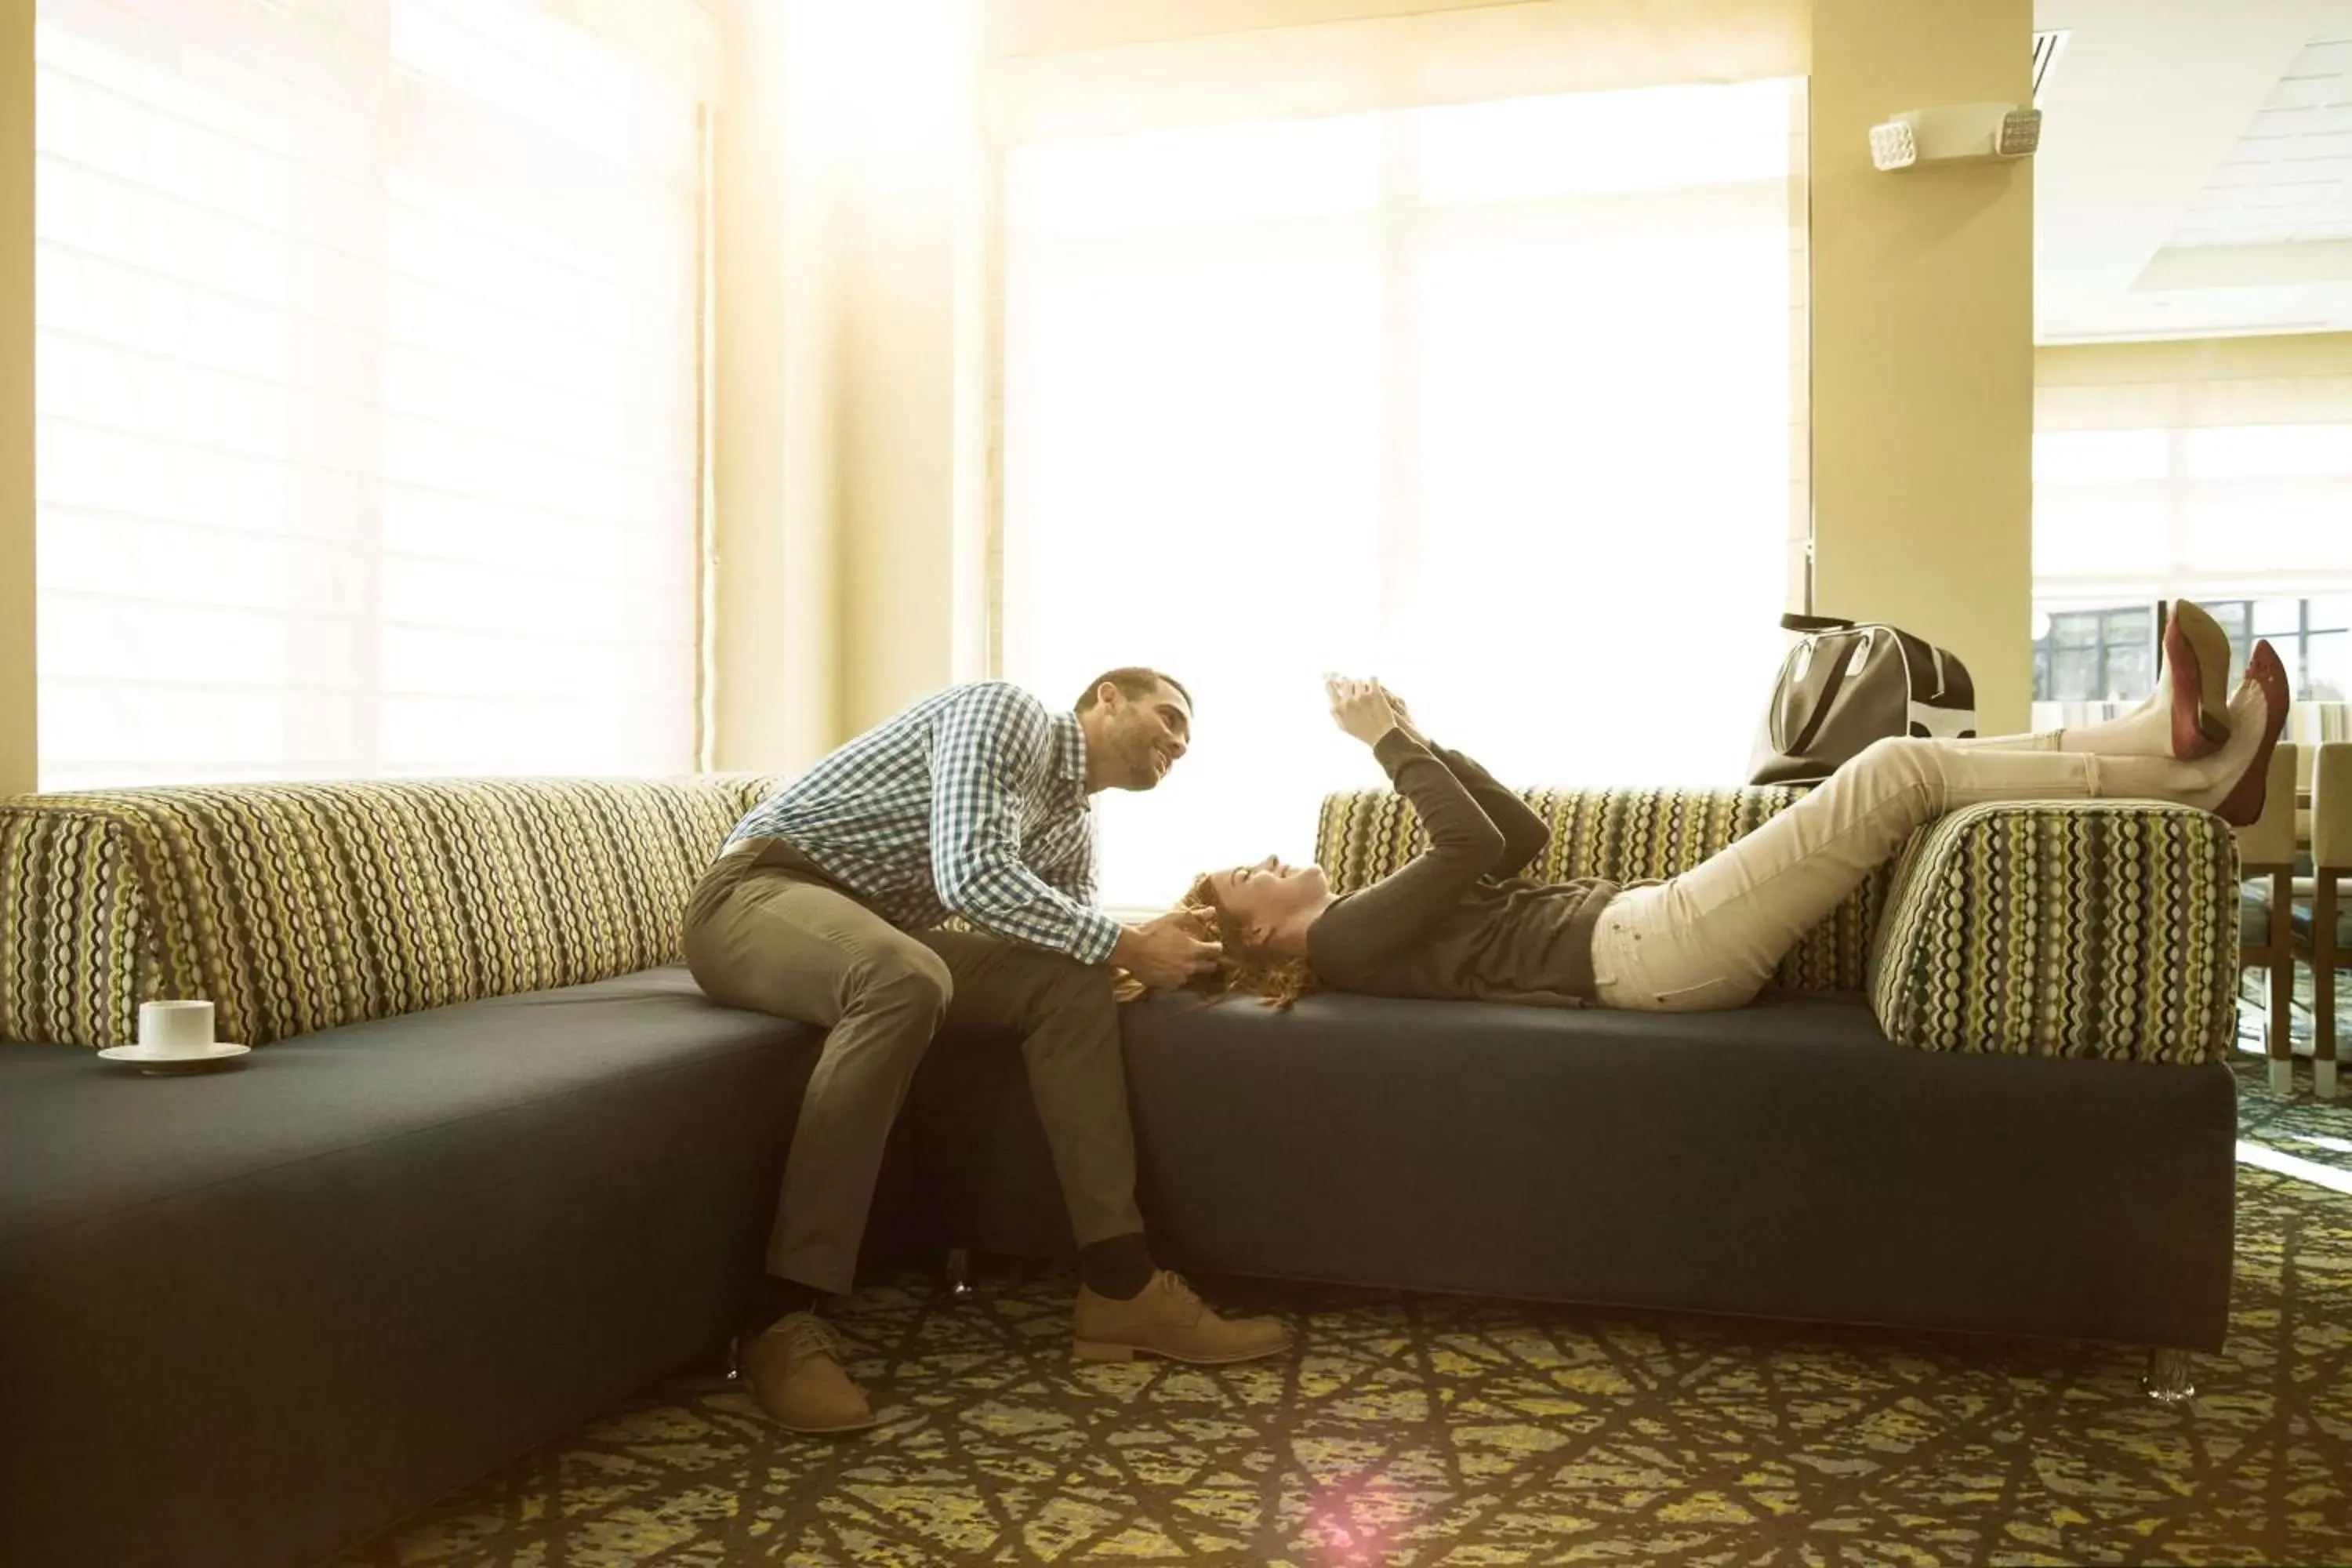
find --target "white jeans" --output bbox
[1588,734,2104,1013]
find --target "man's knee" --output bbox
[848,943,953,1023]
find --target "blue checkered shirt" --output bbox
[723,682,1123,964]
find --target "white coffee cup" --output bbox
[139,1000,216,1056]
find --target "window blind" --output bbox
[34,0,705,789]
[2036,336,2352,604]
[2033,336,2352,727]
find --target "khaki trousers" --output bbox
[1592,733,2104,1013]
[681,838,1144,1295]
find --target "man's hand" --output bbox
[1324,675,1402,748]
[1113,913,1222,989]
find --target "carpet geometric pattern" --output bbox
[347,1049,2352,1568]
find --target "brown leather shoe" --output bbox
[739,1312,877,1434]
[1072,1272,1292,1365]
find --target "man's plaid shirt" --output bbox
[723,681,1123,964]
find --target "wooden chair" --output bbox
[2305,742,2347,1100]
[2237,743,2300,1096]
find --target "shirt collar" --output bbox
[1050,710,1090,806]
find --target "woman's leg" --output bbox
[1953,604,2233,759]
[1950,696,2182,758]
[1948,708,2182,758]
[1591,671,2274,1012]
[1593,737,2098,1011]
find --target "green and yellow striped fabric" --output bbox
[1868,800,2240,1065]
[5,771,2234,1062]
[1316,786,2235,1062]
[1,776,777,1050]
[1316,783,1887,993]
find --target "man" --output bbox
[684,669,1291,1433]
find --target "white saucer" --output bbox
[97,1043,252,1075]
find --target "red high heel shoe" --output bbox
[2214,640,2289,828]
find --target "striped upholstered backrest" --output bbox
[1316,784,1887,993]
[1,775,778,1049]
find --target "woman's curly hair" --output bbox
[1163,872,1321,1011]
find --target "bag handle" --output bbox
[1782,633,1860,757]
[1781,612,1857,633]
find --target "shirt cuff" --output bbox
[1069,907,1123,967]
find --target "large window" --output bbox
[1000,79,1808,909]
[2033,597,2350,706]
[2034,337,2352,722]
[34,0,706,789]
[2033,604,2156,705]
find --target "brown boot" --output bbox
[739,1312,877,1434]
[1072,1271,1292,1365]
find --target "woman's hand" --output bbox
[1377,684,1425,744]
[1325,675,1402,747]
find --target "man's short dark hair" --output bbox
[1075,667,1192,715]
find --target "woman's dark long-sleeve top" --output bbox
[1303,729,1619,1007]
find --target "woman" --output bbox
[1179,600,2287,1014]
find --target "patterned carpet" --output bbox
[348,1047,2352,1568]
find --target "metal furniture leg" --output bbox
[2142,1347,2196,1405]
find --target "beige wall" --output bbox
[2,0,31,795]
[708,0,993,762]
[991,0,1544,56]
[833,2,990,735]
[2038,329,2352,391]
[709,0,849,774]
[1809,0,2036,733]
[991,0,1805,140]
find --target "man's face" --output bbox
[1101,680,1192,791]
